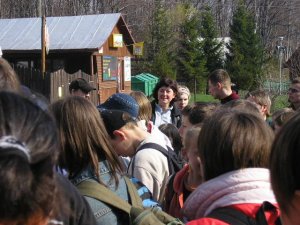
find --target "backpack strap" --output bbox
[123,176,143,208]
[134,142,175,175]
[164,173,176,205]
[77,176,143,214]
[207,202,282,225]
[207,207,257,225]
[256,201,282,225]
[137,143,169,156]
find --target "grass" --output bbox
[190,93,218,103]
[271,95,289,112]
[190,92,290,113]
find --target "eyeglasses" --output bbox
[48,219,64,225]
[288,88,300,93]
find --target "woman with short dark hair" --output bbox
[151,77,181,128]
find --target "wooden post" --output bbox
[194,74,196,102]
[41,15,46,76]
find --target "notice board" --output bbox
[103,55,118,81]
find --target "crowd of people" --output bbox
[0,56,300,225]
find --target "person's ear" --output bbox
[146,121,154,133]
[216,82,222,89]
[261,105,267,114]
[112,130,126,141]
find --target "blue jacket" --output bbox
[71,160,159,225]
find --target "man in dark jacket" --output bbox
[208,69,239,104]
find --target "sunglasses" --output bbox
[288,88,300,93]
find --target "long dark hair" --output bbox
[50,96,122,186]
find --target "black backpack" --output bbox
[132,142,183,175]
[206,201,281,225]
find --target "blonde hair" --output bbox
[177,85,191,99]
[246,89,272,116]
[130,91,152,121]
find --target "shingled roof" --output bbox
[0,13,134,52]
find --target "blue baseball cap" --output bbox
[97,93,139,118]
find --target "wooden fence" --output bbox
[50,69,98,104]
[14,66,99,105]
[13,65,51,99]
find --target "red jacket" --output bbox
[186,203,280,225]
[163,164,189,219]
[182,169,279,225]
[220,91,240,104]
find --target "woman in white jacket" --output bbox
[182,109,279,225]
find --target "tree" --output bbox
[143,0,176,79]
[199,6,223,73]
[225,3,264,90]
[176,4,206,92]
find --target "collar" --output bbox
[155,103,173,113]
[182,168,276,220]
[221,91,239,104]
[70,160,111,186]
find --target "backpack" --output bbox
[133,142,183,175]
[206,201,282,225]
[77,176,184,225]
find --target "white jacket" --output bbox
[128,130,172,203]
[182,168,277,221]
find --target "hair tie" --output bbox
[0,136,30,161]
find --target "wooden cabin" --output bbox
[0,13,135,104]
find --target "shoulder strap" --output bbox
[163,173,176,210]
[129,143,168,174]
[207,207,257,225]
[137,142,169,155]
[136,142,175,175]
[256,201,281,225]
[123,176,143,208]
[207,202,282,225]
[77,177,143,214]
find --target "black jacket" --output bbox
[56,174,97,225]
[150,100,182,128]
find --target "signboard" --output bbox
[102,56,118,81]
[112,34,123,48]
[124,57,131,81]
[133,42,144,56]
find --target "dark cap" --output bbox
[100,110,136,138]
[69,78,96,93]
[97,93,139,118]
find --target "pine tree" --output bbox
[144,0,176,79]
[199,7,223,73]
[176,5,206,92]
[225,3,264,90]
